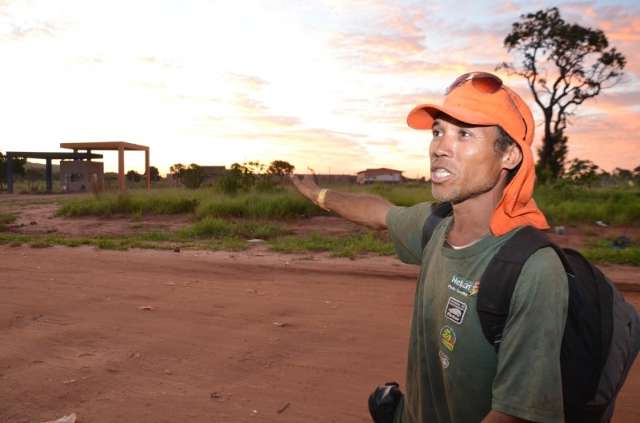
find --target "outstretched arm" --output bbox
[290,173,393,229]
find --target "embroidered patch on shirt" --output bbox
[445,296,468,325]
[438,350,450,369]
[440,326,456,352]
[448,274,479,297]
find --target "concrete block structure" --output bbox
[60,141,151,192]
[60,160,104,192]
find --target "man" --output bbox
[291,72,568,423]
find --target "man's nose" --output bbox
[431,134,454,157]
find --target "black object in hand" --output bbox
[368,382,403,423]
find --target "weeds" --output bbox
[55,184,640,225]
[583,240,640,266]
[57,189,323,219]
[0,212,17,231]
[269,231,395,258]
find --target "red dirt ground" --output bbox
[1,246,638,423]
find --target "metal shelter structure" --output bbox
[60,142,151,192]
[5,151,103,194]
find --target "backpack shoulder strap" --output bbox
[420,202,453,251]
[477,226,561,349]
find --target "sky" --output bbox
[0,0,638,178]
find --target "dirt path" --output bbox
[0,246,638,423]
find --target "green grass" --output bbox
[57,190,200,216]
[360,183,435,207]
[54,183,640,226]
[0,212,17,231]
[195,192,322,219]
[582,240,640,266]
[0,217,286,252]
[57,189,324,219]
[177,217,286,240]
[533,185,640,226]
[269,231,395,258]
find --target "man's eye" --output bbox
[460,130,471,138]
[432,129,442,137]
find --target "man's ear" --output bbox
[502,144,522,171]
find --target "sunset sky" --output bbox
[0,0,638,178]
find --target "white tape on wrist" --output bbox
[317,188,330,211]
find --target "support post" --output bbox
[46,158,52,193]
[145,148,151,190]
[6,152,13,194]
[118,145,125,193]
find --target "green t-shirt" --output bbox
[386,203,568,423]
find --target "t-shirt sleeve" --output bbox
[491,247,569,423]
[385,202,432,265]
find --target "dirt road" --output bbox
[1,246,638,422]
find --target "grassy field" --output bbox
[57,189,324,219]
[3,182,637,262]
[0,217,288,253]
[55,183,640,225]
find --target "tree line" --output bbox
[168,160,295,193]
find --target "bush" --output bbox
[181,165,206,189]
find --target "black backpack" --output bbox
[421,202,640,423]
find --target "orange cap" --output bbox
[407,74,549,236]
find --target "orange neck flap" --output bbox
[490,145,549,236]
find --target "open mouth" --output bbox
[431,167,453,183]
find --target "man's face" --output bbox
[429,115,504,204]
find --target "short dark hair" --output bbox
[494,126,515,154]
[495,127,521,183]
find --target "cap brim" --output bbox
[407,104,499,130]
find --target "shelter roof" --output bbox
[60,141,148,151]
[6,151,103,160]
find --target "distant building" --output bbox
[356,168,403,184]
[200,166,227,183]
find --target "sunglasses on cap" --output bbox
[445,72,528,142]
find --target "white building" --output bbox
[356,168,403,184]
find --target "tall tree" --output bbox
[126,170,142,182]
[148,166,161,182]
[498,7,626,179]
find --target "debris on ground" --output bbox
[247,239,264,243]
[595,220,609,227]
[272,321,289,327]
[277,402,291,414]
[42,413,76,423]
[138,305,154,311]
[553,226,566,235]
[612,236,633,249]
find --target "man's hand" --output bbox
[288,169,393,229]
[289,172,321,206]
